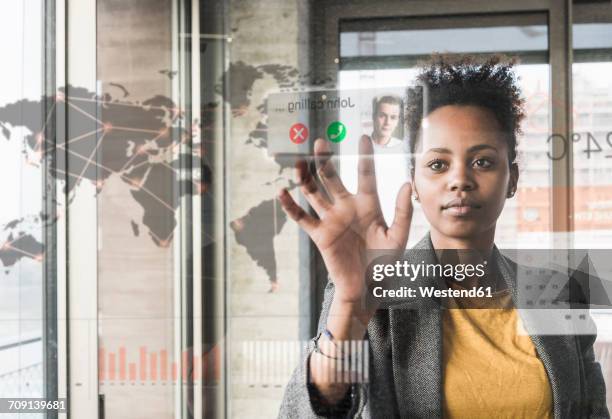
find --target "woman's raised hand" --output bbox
[278,136,414,305]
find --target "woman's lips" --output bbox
[442,198,481,216]
[444,205,477,216]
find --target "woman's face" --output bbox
[413,105,518,241]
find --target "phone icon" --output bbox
[327,121,346,143]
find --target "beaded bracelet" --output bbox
[313,329,349,361]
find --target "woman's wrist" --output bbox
[326,296,376,341]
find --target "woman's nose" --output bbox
[448,167,476,191]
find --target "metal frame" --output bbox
[173,0,203,417]
[42,0,61,417]
[176,0,230,417]
[190,0,203,416]
[318,0,565,70]
[188,1,232,415]
[172,0,192,417]
[549,0,574,245]
[574,2,612,23]
[339,12,550,69]
[201,0,230,416]
[54,2,69,417]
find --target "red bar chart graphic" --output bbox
[98,345,221,385]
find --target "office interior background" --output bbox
[1,0,612,417]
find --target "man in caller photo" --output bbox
[371,95,404,148]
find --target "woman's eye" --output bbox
[473,158,493,169]
[428,160,447,171]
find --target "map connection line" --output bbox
[58,141,184,215]
[74,132,107,187]
[149,217,214,244]
[40,127,102,158]
[119,147,144,174]
[54,167,89,182]
[57,143,120,178]
[1,236,21,250]
[136,183,176,212]
[118,173,175,212]
[156,160,177,174]
[125,158,153,173]
[112,126,164,135]
[41,100,58,133]
[147,229,174,247]
[1,242,43,261]
[67,100,104,125]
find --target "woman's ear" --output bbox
[507,163,519,198]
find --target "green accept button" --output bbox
[326,121,347,143]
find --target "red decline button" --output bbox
[289,123,309,144]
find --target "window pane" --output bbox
[341,25,548,57]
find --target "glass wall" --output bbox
[0,0,46,411]
[4,0,611,417]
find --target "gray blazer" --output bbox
[278,234,610,418]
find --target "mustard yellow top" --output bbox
[442,290,553,419]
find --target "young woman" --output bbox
[277,55,609,418]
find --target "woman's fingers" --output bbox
[387,182,413,248]
[295,159,331,217]
[357,135,378,195]
[313,138,349,200]
[278,188,320,236]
